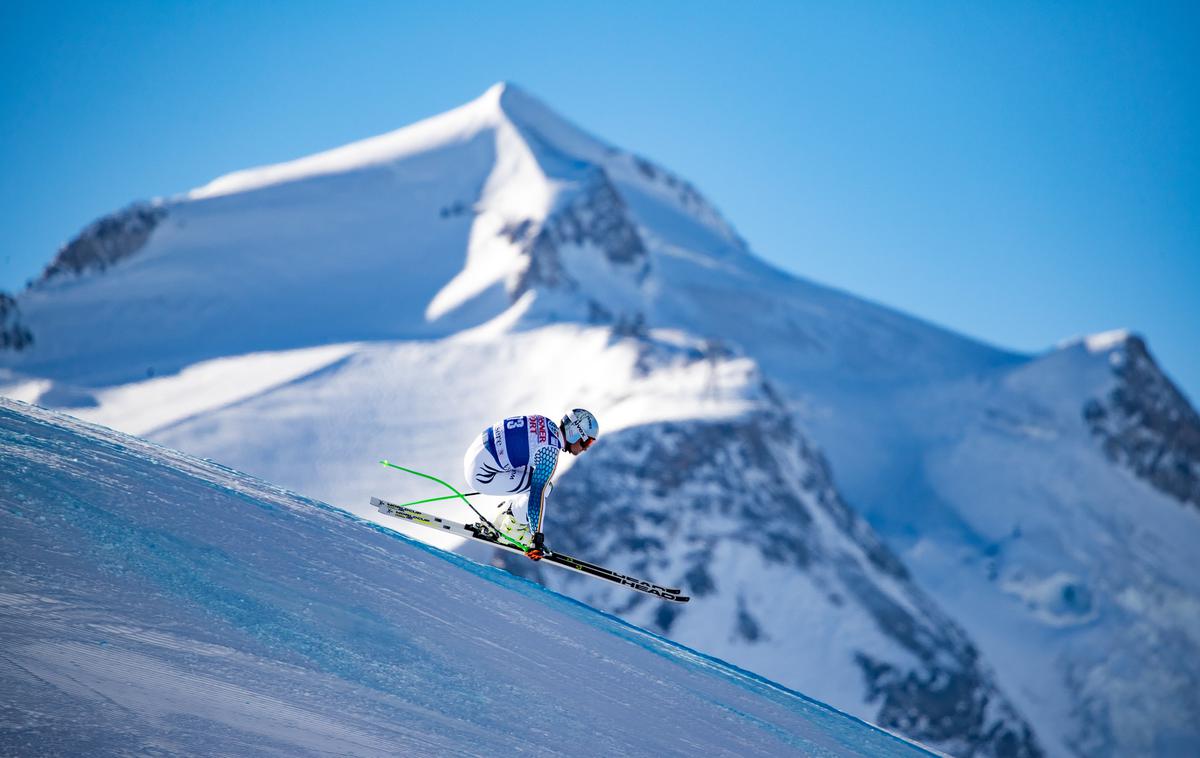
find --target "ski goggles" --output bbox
[579,435,596,449]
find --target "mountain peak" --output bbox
[188,86,514,201]
[487,81,612,168]
[184,82,605,202]
[468,80,521,118]
[480,80,524,106]
[481,81,564,122]
[1083,328,1134,354]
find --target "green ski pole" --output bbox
[379,460,527,551]
[392,492,480,509]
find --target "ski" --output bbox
[371,497,689,603]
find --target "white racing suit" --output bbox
[462,414,562,548]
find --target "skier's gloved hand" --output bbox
[526,532,546,561]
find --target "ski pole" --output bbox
[379,460,527,551]
[392,492,480,509]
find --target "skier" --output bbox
[461,409,599,561]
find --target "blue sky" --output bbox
[2,1,1197,399]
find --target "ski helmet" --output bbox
[561,408,599,447]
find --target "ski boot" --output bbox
[495,501,535,550]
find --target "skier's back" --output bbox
[462,408,599,560]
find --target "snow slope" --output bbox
[0,397,939,757]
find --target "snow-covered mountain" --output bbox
[3,82,1198,756]
[0,397,942,757]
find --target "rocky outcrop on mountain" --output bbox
[512,169,649,317]
[38,202,167,285]
[1083,334,1200,509]
[0,292,33,350]
[531,400,1041,758]
[856,632,1039,758]
[621,153,748,251]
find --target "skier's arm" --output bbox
[525,444,559,548]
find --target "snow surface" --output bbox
[0,397,939,757]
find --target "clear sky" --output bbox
[3,1,1197,400]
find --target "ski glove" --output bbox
[526,532,546,561]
